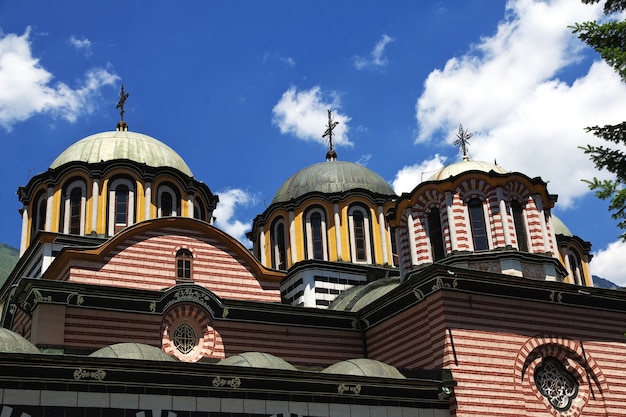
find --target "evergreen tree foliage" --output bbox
[573,0,626,239]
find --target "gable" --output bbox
[44,218,283,302]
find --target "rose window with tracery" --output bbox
[173,323,197,354]
[534,357,579,411]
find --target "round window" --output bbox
[173,323,197,355]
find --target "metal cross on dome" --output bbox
[454,124,473,161]
[322,109,339,161]
[116,85,130,121]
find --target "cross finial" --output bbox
[453,124,473,161]
[116,85,129,122]
[322,109,339,161]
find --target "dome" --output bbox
[552,215,572,237]
[429,160,507,181]
[50,130,193,177]
[272,161,396,204]
[217,352,297,370]
[0,328,40,354]
[329,277,400,312]
[321,358,405,379]
[89,343,175,361]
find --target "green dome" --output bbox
[322,358,405,379]
[0,328,40,354]
[218,352,297,370]
[552,215,572,237]
[429,160,507,181]
[50,131,193,177]
[89,343,175,361]
[272,161,396,204]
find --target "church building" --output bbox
[0,89,623,417]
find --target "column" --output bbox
[259,227,266,266]
[406,209,419,266]
[187,193,194,218]
[497,187,512,247]
[19,207,28,255]
[445,191,458,252]
[144,182,152,221]
[378,206,388,265]
[91,179,99,234]
[45,186,54,232]
[289,211,297,264]
[334,203,342,261]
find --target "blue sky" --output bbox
[1,0,626,284]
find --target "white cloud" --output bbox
[69,35,92,57]
[353,34,395,70]
[0,28,119,131]
[213,188,257,246]
[591,240,626,287]
[272,85,352,147]
[414,0,626,209]
[392,154,447,195]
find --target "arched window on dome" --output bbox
[59,180,86,236]
[176,248,193,281]
[567,249,584,285]
[158,184,179,217]
[271,217,288,270]
[468,198,488,251]
[30,190,47,241]
[427,207,445,261]
[108,178,135,235]
[510,200,529,252]
[193,198,206,221]
[349,205,373,263]
[305,207,328,260]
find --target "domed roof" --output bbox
[218,352,297,370]
[272,161,396,204]
[321,358,405,379]
[429,160,507,181]
[89,343,175,361]
[50,130,193,177]
[329,277,400,312]
[552,215,572,237]
[0,328,40,354]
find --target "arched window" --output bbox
[69,188,82,234]
[30,191,47,241]
[176,248,193,280]
[108,178,135,235]
[60,180,86,235]
[511,200,528,252]
[468,198,488,251]
[194,198,206,221]
[568,250,584,285]
[428,207,445,261]
[271,218,287,270]
[349,206,372,263]
[158,185,178,217]
[305,208,328,260]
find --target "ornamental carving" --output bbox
[32,289,52,305]
[549,291,563,303]
[166,288,216,316]
[66,292,84,306]
[212,376,241,388]
[73,368,106,381]
[534,357,578,411]
[338,383,361,395]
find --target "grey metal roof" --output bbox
[218,351,297,370]
[321,358,405,379]
[272,161,396,204]
[50,131,193,177]
[0,328,40,354]
[89,343,176,361]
